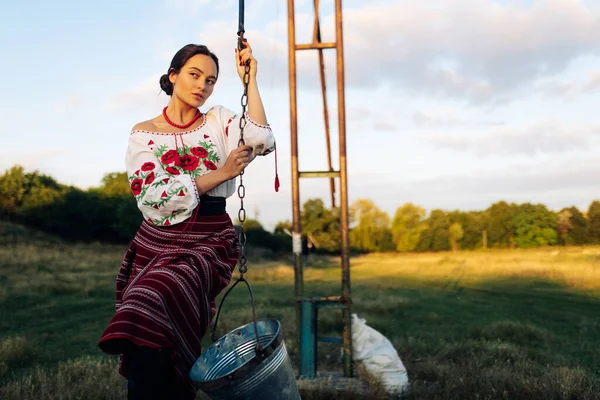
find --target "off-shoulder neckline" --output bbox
[131,106,215,135]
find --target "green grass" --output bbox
[1,221,600,399]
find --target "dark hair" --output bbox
[159,44,220,96]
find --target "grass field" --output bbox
[1,221,600,399]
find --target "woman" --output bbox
[98,41,277,399]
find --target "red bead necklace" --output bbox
[162,106,201,129]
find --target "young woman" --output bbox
[98,41,276,399]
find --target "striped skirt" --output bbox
[98,205,240,397]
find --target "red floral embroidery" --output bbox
[164,220,171,226]
[162,178,170,183]
[161,191,168,198]
[190,146,208,158]
[204,134,210,139]
[225,118,233,136]
[141,162,155,171]
[178,190,185,196]
[145,171,155,184]
[153,204,159,209]
[165,166,180,175]
[204,160,217,170]
[148,140,154,145]
[131,179,143,196]
[179,154,199,171]
[161,150,180,165]
[135,170,140,175]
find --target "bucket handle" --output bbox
[210,277,263,352]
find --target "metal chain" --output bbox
[237,46,251,278]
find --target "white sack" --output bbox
[351,313,409,395]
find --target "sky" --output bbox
[1,0,600,230]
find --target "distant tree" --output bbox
[587,201,600,244]
[301,198,341,253]
[565,206,588,245]
[274,220,292,235]
[447,210,486,250]
[556,209,573,245]
[448,222,464,252]
[98,172,131,197]
[512,203,557,248]
[6,163,600,251]
[416,209,451,252]
[349,199,393,252]
[89,171,141,241]
[2,167,66,215]
[112,198,143,241]
[235,217,264,231]
[2,167,68,231]
[0,165,27,218]
[486,201,519,248]
[391,203,426,252]
[233,218,290,254]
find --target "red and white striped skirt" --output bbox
[98,205,240,397]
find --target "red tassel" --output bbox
[274,143,280,192]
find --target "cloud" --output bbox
[373,120,401,131]
[533,67,600,97]
[536,81,580,98]
[324,0,600,103]
[198,0,600,103]
[585,70,600,91]
[429,121,600,157]
[412,111,505,128]
[106,75,169,113]
[142,0,600,104]
[346,107,506,134]
[54,95,87,113]
[108,0,600,130]
[343,106,404,133]
[412,161,600,194]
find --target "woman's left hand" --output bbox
[236,39,258,82]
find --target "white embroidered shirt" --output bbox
[126,105,275,226]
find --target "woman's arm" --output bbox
[236,40,267,125]
[246,77,267,125]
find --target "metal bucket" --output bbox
[189,276,301,399]
[190,318,300,399]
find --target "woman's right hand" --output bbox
[221,145,253,179]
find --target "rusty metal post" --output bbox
[288,0,352,379]
[334,0,353,378]
[312,0,336,209]
[287,0,304,356]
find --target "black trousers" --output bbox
[123,346,188,400]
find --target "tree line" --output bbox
[2,165,600,253]
[275,197,600,253]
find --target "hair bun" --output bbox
[159,74,173,96]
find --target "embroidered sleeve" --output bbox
[215,105,275,158]
[126,132,199,226]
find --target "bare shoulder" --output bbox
[132,118,160,132]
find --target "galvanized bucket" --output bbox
[189,278,301,399]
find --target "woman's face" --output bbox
[170,54,218,108]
